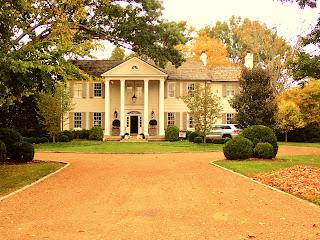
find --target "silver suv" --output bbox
[207,124,242,139]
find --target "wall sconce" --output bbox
[114,109,118,119]
[151,109,155,119]
[132,94,137,103]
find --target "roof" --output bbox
[71,59,241,82]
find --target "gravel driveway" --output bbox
[0,146,320,240]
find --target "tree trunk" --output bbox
[285,132,288,143]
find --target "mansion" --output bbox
[66,55,249,140]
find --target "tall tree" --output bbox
[181,83,222,143]
[230,67,278,129]
[109,47,126,60]
[0,0,187,104]
[176,31,234,66]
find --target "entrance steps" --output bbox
[105,135,166,142]
[121,136,147,142]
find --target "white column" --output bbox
[104,79,110,136]
[144,79,149,136]
[159,79,165,136]
[120,79,125,136]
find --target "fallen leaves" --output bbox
[253,165,320,200]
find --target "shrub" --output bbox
[223,136,254,160]
[165,125,180,141]
[0,140,7,161]
[40,137,49,143]
[253,142,274,159]
[240,125,278,158]
[112,119,120,127]
[89,126,104,140]
[188,132,199,142]
[35,137,42,144]
[10,141,34,162]
[73,129,90,139]
[58,134,69,142]
[61,130,74,141]
[213,138,230,144]
[205,137,212,143]
[149,119,158,125]
[277,126,320,142]
[0,128,22,155]
[194,136,203,143]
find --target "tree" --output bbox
[176,31,234,66]
[181,83,222,143]
[37,84,74,143]
[109,47,126,60]
[0,0,187,104]
[277,99,305,142]
[230,67,278,129]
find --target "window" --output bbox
[168,83,175,98]
[94,83,102,97]
[94,112,102,127]
[131,65,139,70]
[168,112,175,126]
[74,83,82,98]
[226,83,235,97]
[188,115,194,129]
[74,112,82,129]
[187,83,195,96]
[226,113,235,124]
[136,82,143,97]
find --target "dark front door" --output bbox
[130,116,138,135]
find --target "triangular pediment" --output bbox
[101,57,167,77]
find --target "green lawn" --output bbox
[214,155,320,177]
[34,140,224,153]
[278,142,320,148]
[0,162,66,197]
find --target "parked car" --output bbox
[207,124,242,139]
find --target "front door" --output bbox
[130,116,139,135]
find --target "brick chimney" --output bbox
[244,51,253,69]
[200,51,207,66]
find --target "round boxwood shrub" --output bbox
[223,136,254,160]
[254,142,274,159]
[58,134,69,142]
[112,119,120,127]
[10,141,34,162]
[205,137,212,143]
[240,125,278,158]
[149,119,158,126]
[40,137,49,143]
[194,136,203,143]
[165,125,180,142]
[188,132,199,142]
[0,140,7,161]
[89,126,104,140]
[0,128,22,155]
[213,138,230,144]
[61,130,74,141]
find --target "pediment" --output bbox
[101,57,167,77]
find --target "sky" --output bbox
[91,0,319,59]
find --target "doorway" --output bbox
[130,116,139,135]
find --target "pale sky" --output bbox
[92,0,319,59]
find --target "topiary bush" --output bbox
[194,136,203,143]
[61,130,74,141]
[112,119,120,127]
[223,136,254,160]
[89,126,104,140]
[165,125,180,141]
[0,128,22,155]
[254,142,274,159]
[58,134,69,142]
[213,138,230,144]
[10,141,34,162]
[240,125,278,158]
[0,140,7,161]
[188,131,199,142]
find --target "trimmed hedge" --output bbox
[254,142,274,159]
[194,136,203,143]
[61,130,74,141]
[0,140,7,161]
[213,138,230,144]
[89,126,104,140]
[10,141,34,162]
[58,135,69,142]
[73,129,90,139]
[240,125,278,158]
[165,125,180,141]
[277,126,320,142]
[205,137,212,143]
[223,137,254,160]
[188,132,199,142]
[0,128,22,156]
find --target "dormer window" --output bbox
[131,65,139,70]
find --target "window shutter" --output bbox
[70,82,74,98]
[183,83,187,95]
[164,82,167,98]
[222,84,227,97]
[82,112,87,129]
[102,83,105,98]
[175,112,180,129]
[235,83,240,95]
[164,112,168,129]
[82,82,87,98]
[89,112,93,128]
[89,83,93,98]
[183,112,187,130]
[102,112,105,130]
[175,83,180,98]
[69,112,74,130]
[222,113,227,124]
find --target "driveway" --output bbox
[0,146,320,239]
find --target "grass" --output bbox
[278,142,320,148]
[0,162,66,197]
[214,155,320,177]
[34,140,224,153]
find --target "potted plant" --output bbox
[112,119,120,136]
[148,119,158,136]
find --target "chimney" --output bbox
[244,51,253,69]
[200,51,207,66]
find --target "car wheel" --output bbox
[222,135,232,139]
